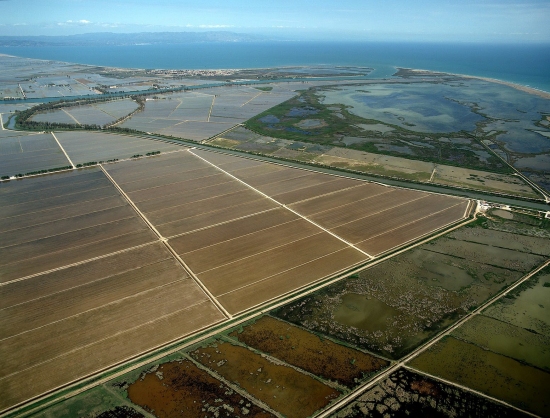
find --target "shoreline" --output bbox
[1,52,549,100]
[397,67,550,99]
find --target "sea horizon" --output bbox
[1,41,549,93]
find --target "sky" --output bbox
[1,0,549,43]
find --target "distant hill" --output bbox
[0,31,269,47]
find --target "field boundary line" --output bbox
[50,132,75,168]
[240,91,263,107]
[189,149,374,259]
[0,241,158,288]
[61,109,80,125]
[207,95,216,122]
[314,258,550,418]
[99,164,232,319]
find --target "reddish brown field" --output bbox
[127,360,274,418]
[190,340,341,418]
[229,316,389,388]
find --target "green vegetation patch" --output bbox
[245,87,511,174]
[408,336,550,417]
[273,214,546,359]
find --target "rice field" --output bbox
[0,132,70,177]
[119,87,295,141]
[54,131,183,164]
[29,99,138,127]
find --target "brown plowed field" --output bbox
[0,279,209,378]
[288,182,392,215]
[357,202,469,255]
[181,219,322,273]
[308,190,424,229]
[331,194,461,244]
[191,148,255,166]
[0,195,126,233]
[106,159,210,185]
[190,340,340,418]
[0,204,138,248]
[0,300,223,412]
[125,171,228,202]
[0,186,121,219]
[233,166,311,187]
[158,198,278,237]
[0,169,105,197]
[145,188,263,225]
[1,259,186,337]
[169,208,299,254]
[127,360,274,418]
[217,247,368,314]
[272,177,363,205]
[257,172,344,197]
[0,228,155,283]
[115,166,222,193]
[0,177,113,206]
[228,162,287,179]
[0,242,169,309]
[135,180,246,213]
[198,233,349,296]
[216,158,265,172]
[230,316,389,388]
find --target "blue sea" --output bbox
[1,41,549,92]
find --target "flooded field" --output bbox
[273,209,549,359]
[333,368,529,417]
[228,315,389,388]
[0,132,71,178]
[55,131,183,164]
[119,86,295,141]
